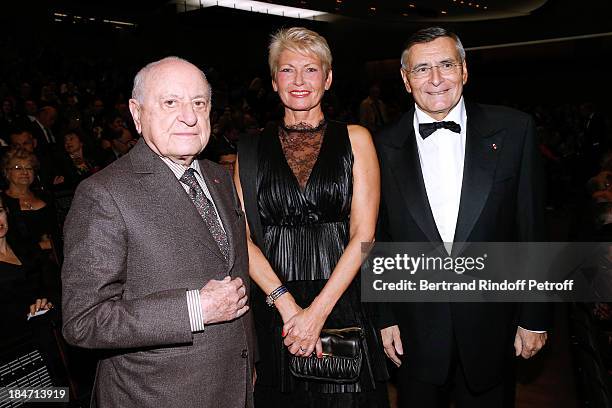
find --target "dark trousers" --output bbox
[397,348,514,408]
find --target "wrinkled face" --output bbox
[401,37,468,121]
[64,133,83,154]
[10,132,36,153]
[0,205,7,238]
[129,61,211,164]
[6,158,35,187]
[272,49,332,113]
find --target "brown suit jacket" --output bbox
[62,139,255,407]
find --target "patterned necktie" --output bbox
[419,121,461,139]
[180,168,229,260]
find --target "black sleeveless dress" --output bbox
[250,120,388,407]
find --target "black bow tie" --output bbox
[419,121,461,139]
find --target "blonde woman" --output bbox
[236,27,388,406]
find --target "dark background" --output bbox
[1,0,610,110]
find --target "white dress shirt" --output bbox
[412,100,545,334]
[160,157,225,333]
[413,97,467,246]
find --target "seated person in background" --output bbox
[0,195,58,343]
[51,129,111,192]
[7,127,61,190]
[0,98,20,138]
[101,112,137,160]
[1,149,60,257]
[0,195,65,384]
[359,84,388,134]
[218,150,237,174]
[102,127,136,160]
[203,132,237,173]
[9,127,38,154]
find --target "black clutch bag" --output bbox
[288,327,363,383]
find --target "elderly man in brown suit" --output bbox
[62,57,255,407]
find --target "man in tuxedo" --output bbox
[62,57,255,407]
[375,27,550,407]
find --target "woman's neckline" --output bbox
[281,119,326,133]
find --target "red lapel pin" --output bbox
[491,143,498,151]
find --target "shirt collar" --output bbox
[160,156,201,180]
[415,96,466,129]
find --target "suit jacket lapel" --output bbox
[129,140,226,263]
[387,111,442,243]
[198,160,238,271]
[453,101,505,250]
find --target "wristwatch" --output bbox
[266,285,288,307]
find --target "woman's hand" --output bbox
[282,306,325,358]
[275,295,302,324]
[29,298,53,316]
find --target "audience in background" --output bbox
[0,41,611,406]
[0,195,59,336]
[52,129,111,193]
[359,83,388,134]
[1,149,60,260]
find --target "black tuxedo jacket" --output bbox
[375,101,551,391]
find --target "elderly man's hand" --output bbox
[514,327,547,359]
[199,276,248,324]
[381,325,403,367]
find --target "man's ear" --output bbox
[128,99,142,134]
[400,69,413,94]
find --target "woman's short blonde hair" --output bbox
[2,149,39,181]
[268,27,332,78]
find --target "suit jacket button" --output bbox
[241,349,248,358]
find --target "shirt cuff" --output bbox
[518,326,546,334]
[186,289,205,332]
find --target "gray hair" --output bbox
[401,27,466,69]
[131,56,211,104]
[268,27,332,78]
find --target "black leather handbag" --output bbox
[289,327,363,383]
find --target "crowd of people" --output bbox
[1,22,611,408]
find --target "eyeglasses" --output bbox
[404,62,462,79]
[7,165,34,172]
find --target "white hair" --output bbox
[131,56,211,104]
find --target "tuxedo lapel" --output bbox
[453,102,505,249]
[198,160,238,271]
[129,140,226,263]
[386,111,442,244]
